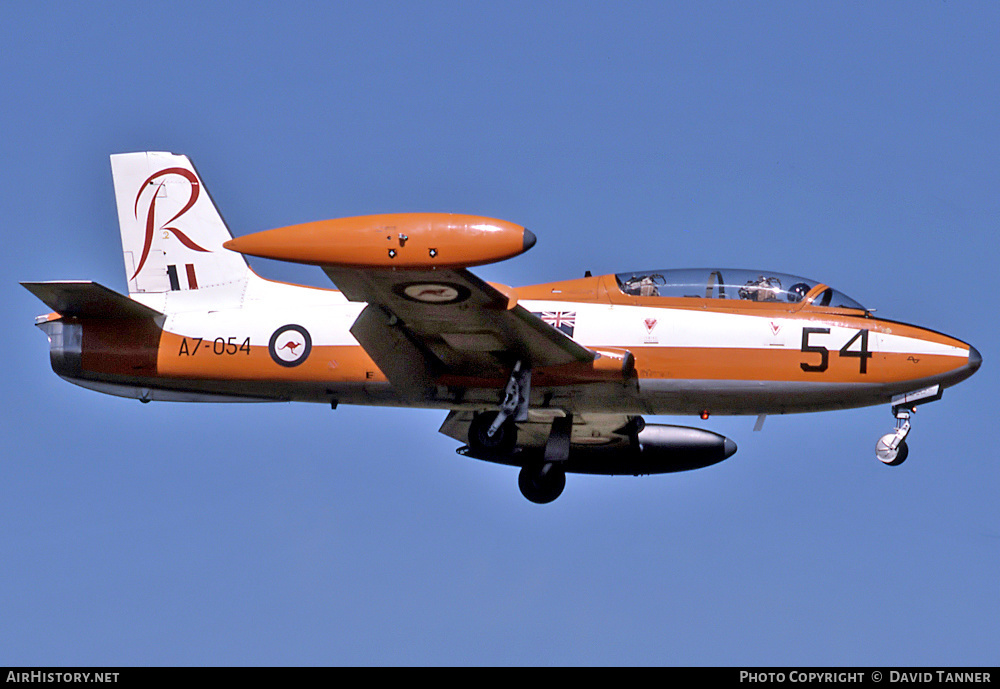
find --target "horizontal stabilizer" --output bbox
[21,281,163,319]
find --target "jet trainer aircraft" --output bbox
[23,152,981,502]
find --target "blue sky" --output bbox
[2,2,997,665]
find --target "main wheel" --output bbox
[468,411,517,455]
[876,435,909,466]
[518,463,566,504]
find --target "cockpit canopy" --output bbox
[615,268,866,310]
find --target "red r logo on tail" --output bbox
[130,168,209,279]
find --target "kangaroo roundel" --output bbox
[269,324,312,367]
[396,282,471,304]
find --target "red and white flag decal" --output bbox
[534,311,576,337]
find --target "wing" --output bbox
[222,212,596,401]
[324,266,595,399]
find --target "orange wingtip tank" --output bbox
[223,213,536,269]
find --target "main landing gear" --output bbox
[518,461,566,504]
[875,385,942,466]
[468,411,517,454]
[468,360,530,456]
[516,414,573,503]
[467,361,571,503]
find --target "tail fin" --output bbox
[110,152,249,299]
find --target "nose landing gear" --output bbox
[875,384,942,466]
[876,408,911,466]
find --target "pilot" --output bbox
[739,276,782,302]
[638,276,660,297]
[622,274,661,297]
[788,282,810,303]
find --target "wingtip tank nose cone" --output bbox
[223,234,273,259]
[969,345,982,373]
[522,228,537,252]
[723,437,738,459]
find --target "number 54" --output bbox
[800,328,872,374]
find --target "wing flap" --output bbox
[349,303,441,400]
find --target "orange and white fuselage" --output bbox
[91,274,974,417]
[24,152,981,502]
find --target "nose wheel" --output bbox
[876,408,911,466]
[874,386,943,467]
[876,435,909,466]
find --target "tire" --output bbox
[468,411,517,455]
[518,463,566,504]
[885,440,909,466]
[876,435,909,466]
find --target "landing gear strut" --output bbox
[489,360,530,436]
[467,361,530,456]
[518,414,573,503]
[468,411,517,454]
[875,385,943,466]
[466,362,576,503]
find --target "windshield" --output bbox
[615,268,866,310]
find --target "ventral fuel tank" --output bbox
[462,423,738,476]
